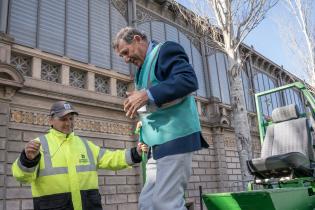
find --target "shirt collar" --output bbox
[146,41,154,57]
[136,41,158,81]
[49,128,74,140]
[137,41,154,73]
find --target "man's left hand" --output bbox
[124,90,148,118]
[137,143,149,155]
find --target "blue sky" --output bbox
[245,2,308,80]
[175,0,310,81]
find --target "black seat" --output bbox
[247,104,314,179]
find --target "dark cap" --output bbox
[50,101,78,117]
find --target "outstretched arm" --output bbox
[12,139,41,183]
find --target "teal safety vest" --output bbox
[135,43,201,147]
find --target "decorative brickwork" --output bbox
[10,110,49,126]
[116,80,128,98]
[112,0,128,19]
[10,110,133,136]
[95,74,110,94]
[136,7,154,23]
[70,68,87,89]
[10,53,31,76]
[41,61,60,83]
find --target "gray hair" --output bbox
[112,27,148,50]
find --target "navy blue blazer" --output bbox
[137,41,209,159]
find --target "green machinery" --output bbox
[202,82,315,210]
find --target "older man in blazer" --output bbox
[113,27,208,210]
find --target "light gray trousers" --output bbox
[138,152,193,210]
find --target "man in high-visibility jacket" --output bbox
[12,101,146,210]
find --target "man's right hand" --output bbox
[124,90,149,118]
[25,140,41,160]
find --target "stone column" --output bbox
[196,100,202,115]
[0,34,13,65]
[127,0,137,27]
[0,31,24,208]
[61,65,70,86]
[0,102,9,210]
[128,0,137,76]
[87,72,95,92]
[200,38,212,98]
[212,128,229,192]
[32,57,41,79]
[110,78,117,96]
[0,73,23,210]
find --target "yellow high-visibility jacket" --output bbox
[12,128,140,210]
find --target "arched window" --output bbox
[38,0,66,56]
[178,32,192,65]
[165,24,178,42]
[138,22,151,41]
[110,4,129,74]
[282,87,305,113]
[192,46,206,97]
[9,0,38,47]
[206,50,231,104]
[90,0,111,69]
[8,0,129,74]
[241,63,254,111]
[66,0,89,63]
[253,71,280,117]
[151,21,165,43]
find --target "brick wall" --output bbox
[0,102,10,210]
[5,129,44,210]
[187,147,219,210]
[88,136,140,210]
[5,127,141,210]
[4,111,259,210]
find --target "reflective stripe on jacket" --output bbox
[12,128,133,210]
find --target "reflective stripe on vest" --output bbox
[38,135,96,177]
[98,148,106,162]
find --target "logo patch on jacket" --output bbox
[79,154,89,163]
